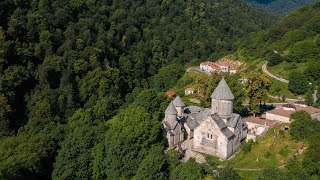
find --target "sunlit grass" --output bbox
[230,125,306,169]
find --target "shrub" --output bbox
[264,151,272,158]
[242,139,255,154]
[279,147,289,157]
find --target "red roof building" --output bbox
[166,91,177,97]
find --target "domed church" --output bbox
[162,78,248,159]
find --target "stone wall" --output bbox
[193,118,230,159]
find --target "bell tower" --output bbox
[211,78,234,118]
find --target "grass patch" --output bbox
[237,170,263,180]
[230,124,305,169]
[241,58,266,76]
[268,78,297,99]
[268,61,308,80]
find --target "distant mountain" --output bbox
[247,0,319,14]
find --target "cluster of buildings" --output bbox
[266,101,320,122]
[243,101,320,141]
[200,60,236,74]
[162,78,247,159]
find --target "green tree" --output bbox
[79,66,120,105]
[247,72,271,116]
[267,52,283,66]
[151,64,185,92]
[170,158,206,180]
[92,105,162,179]
[0,132,56,179]
[52,109,103,180]
[303,143,320,176]
[290,111,314,141]
[226,74,246,113]
[305,89,313,106]
[0,93,11,136]
[217,165,241,180]
[133,145,167,180]
[288,72,309,95]
[195,73,221,107]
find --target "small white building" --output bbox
[200,61,219,73]
[185,88,196,95]
[243,117,277,142]
[200,61,236,74]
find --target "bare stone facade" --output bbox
[162,78,248,159]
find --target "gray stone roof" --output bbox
[185,116,200,129]
[184,106,203,114]
[221,128,235,139]
[165,102,177,115]
[227,113,240,128]
[211,114,227,129]
[173,95,185,107]
[164,121,182,135]
[211,78,234,100]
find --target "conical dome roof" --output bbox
[172,95,185,107]
[210,78,234,100]
[165,102,178,115]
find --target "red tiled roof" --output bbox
[166,91,176,97]
[217,61,235,69]
[267,105,320,118]
[243,117,277,127]
[198,92,204,98]
[295,105,320,114]
[267,108,293,118]
[201,61,219,70]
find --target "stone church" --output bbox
[162,78,248,159]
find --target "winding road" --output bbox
[262,62,318,103]
[262,63,289,84]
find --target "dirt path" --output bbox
[262,63,289,84]
[234,165,286,171]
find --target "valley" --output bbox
[0,0,320,179]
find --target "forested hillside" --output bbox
[0,0,276,179]
[239,2,320,96]
[246,0,319,14]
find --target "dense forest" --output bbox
[0,0,276,179]
[246,0,319,14]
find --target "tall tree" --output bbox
[52,109,103,180]
[133,145,167,180]
[0,93,11,136]
[247,72,271,116]
[92,105,162,179]
[288,72,309,95]
[305,89,314,106]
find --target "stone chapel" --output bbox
[162,78,248,159]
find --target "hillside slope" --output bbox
[239,2,320,94]
[247,0,319,14]
[0,0,276,179]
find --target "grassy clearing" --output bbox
[202,125,306,179]
[237,170,263,180]
[230,124,305,170]
[268,78,297,99]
